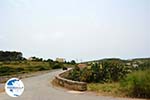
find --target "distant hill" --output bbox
[83,57,150,64]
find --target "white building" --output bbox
[56,58,65,63]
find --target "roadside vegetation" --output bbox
[0,51,76,76]
[0,60,75,76]
[88,83,122,97]
[66,58,150,99]
[120,69,150,98]
[0,61,49,76]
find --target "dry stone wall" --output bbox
[54,69,87,91]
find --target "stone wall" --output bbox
[54,69,87,91]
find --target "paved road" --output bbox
[0,69,144,100]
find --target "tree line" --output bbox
[0,51,25,61]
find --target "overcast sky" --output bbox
[0,0,149,61]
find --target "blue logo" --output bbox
[5,78,24,97]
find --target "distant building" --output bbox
[28,57,34,61]
[28,57,40,61]
[56,58,65,63]
[77,64,87,69]
[28,57,37,61]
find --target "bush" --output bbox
[62,66,67,70]
[16,68,24,72]
[0,66,16,76]
[137,61,150,70]
[38,67,47,71]
[67,62,130,83]
[121,69,150,98]
[67,66,80,81]
[80,68,92,82]
[101,61,130,82]
[52,63,63,69]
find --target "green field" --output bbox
[0,61,74,76]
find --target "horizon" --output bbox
[1,50,150,62]
[0,0,149,62]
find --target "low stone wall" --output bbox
[54,69,87,91]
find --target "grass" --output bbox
[88,69,150,99]
[1,61,50,68]
[0,61,51,76]
[0,61,75,76]
[120,69,150,98]
[0,61,50,76]
[87,82,124,97]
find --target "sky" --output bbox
[0,0,150,61]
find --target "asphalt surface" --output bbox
[0,69,145,100]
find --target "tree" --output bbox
[30,56,43,61]
[90,63,101,82]
[101,61,129,82]
[70,60,76,64]
[47,59,53,62]
[0,51,24,61]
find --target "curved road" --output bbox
[0,70,143,100]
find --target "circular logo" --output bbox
[5,78,24,97]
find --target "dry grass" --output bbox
[87,83,149,100]
[88,82,125,97]
[1,61,49,68]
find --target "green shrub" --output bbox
[137,61,150,70]
[52,63,63,69]
[67,62,130,83]
[62,66,67,70]
[121,69,150,98]
[80,68,92,82]
[67,66,80,81]
[38,67,47,71]
[101,61,130,82]
[0,66,16,76]
[16,67,24,72]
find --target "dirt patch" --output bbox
[0,88,4,93]
[0,84,4,93]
